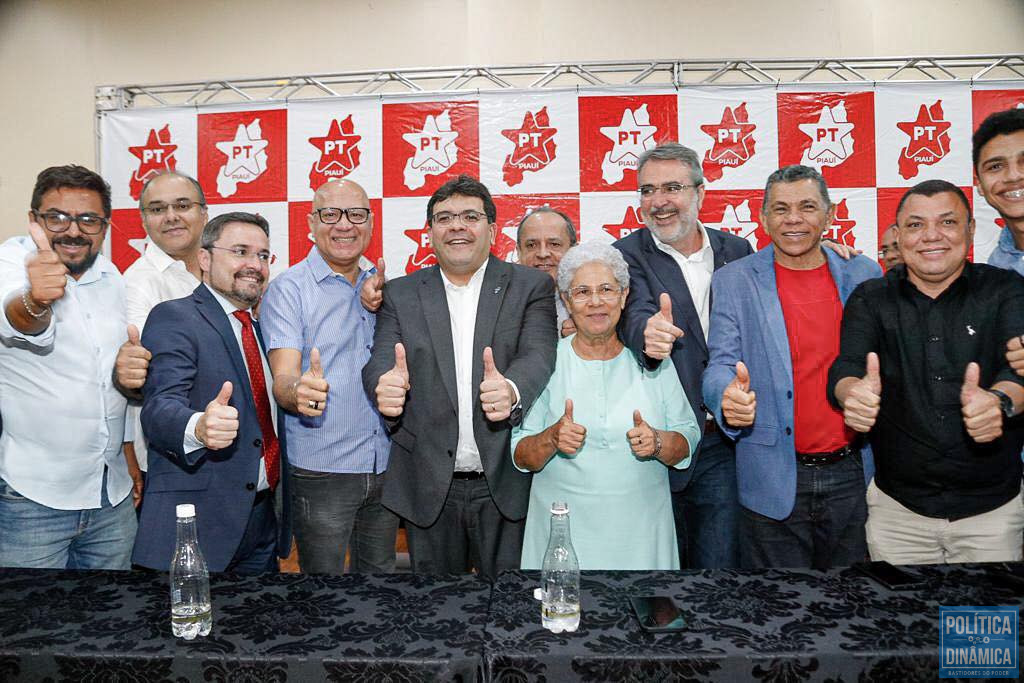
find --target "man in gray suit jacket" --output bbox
[363,175,557,578]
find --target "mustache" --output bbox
[52,236,91,247]
[235,269,265,283]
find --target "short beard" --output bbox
[53,235,99,276]
[645,202,699,245]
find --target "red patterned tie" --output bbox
[232,310,280,490]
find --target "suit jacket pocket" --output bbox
[391,426,416,453]
[743,425,780,446]
[145,470,212,492]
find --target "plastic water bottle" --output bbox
[541,501,580,633]
[170,503,212,639]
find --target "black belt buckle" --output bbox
[796,444,852,467]
[452,470,485,481]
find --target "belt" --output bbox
[452,470,485,480]
[252,488,273,507]
[795,443,856,467]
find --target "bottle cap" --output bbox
[550,501,569,515]
[176,503,196,518]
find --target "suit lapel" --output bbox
[194,284,256,403]
[472,257,510,391]
[419,269,459,415]
[640,229,708,356]
[750,247,793,381]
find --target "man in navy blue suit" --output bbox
[134,212,289,574]
[615,142,753,569]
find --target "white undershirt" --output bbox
[653,224,714,341]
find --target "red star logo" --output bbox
[602,206,646,240]
[403,223,437,274]
[897,102,952,160]
[501,108,558,187]
[308,116,362,190]
[128,125,177,200]
[824,199,857,247]
[701,104,757,165]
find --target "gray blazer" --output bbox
[362,256,557,527]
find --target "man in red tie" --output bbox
[134,212,290,574]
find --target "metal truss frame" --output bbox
[96,54,1024,112]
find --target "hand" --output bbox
[124,442,144,509]
[961,362,1003,443]
[643,293,684,360]
[559,317,577,338]
[25,222,68,307]
[480,347,515,422]
[721,361,756,428]
[627,409,658,457]
[115,324,151,390]
[550,399,586,455]
[296,347,330,417]
[821,239,862,260]
[1006,335,1024,377]
[195,381,239,450]
[376,343,410,417]
[360,258,386,312]
[842,352,881,433]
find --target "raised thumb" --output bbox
[865,352,881,392]
[735,361,750,391]
[659,292,673,323]
[127,324,141,346]
[394,342,408,377]
[29,222,52,252]
[483,346,499,379]
[962,361,981,396]
[309,347,323,377]
[564,398,574,422]
[215,381,233,406]
[633,409,643,427]
[376,257,386,282]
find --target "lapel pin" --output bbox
[493,286,502,294]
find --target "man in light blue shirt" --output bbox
[976,108,1024,277]
[261,179,396,574]
[0,165,136,569]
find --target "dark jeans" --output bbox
[741,451,867,570]
[405,478,524,581]
[672,431,740,568]
[291,468,399,575]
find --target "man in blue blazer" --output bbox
[134,212,290,574]
[616,142,753,569]
[703,165,880,570]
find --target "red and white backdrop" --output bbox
[99,83,1024,277]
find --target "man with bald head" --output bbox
[260,179,397,574]
[516,207,577,337]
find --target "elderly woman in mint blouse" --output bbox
[511,242,700,570]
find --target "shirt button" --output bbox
[786,391,793,399]
[929,336,940,342]
[933,376,943,382]
[785,427,792,435]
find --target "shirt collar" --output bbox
[440,258,489,291]
[142,239,187,273]
[207,284,253,317]
[997,226,1024,256]
[307,246,374,285]
[653,223,712,261]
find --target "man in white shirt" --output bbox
[0,165,137,569]
[117,172,206,503]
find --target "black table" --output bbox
[0,568,489,682]
[483,566,1024,682]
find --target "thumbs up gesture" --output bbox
[1005,335,1024,377]
[643,293,684,360]
[25,222,68,309]
[551,399,586,454]
[376,342,411,417]
[841,352,882,433]
[297,347,330,416]
[960,362,1004,443]
[627,409,659,457]
[480,347,515,422]
[360,258,386,312]
[115,324,152,390]
[196,381,239,450]
[721,361,756,428]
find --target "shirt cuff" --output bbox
[183,412,204,453]
[506,378,522,410]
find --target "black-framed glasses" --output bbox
[142,199,205,216]
[567,283,623,303]
[431,210,489,227]
[206,245,273,264]
[315,207,371,225]
[638,182,701,198]
[32,210,109,235]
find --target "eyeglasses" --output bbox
[566,283,623,303]
[142,199,205,216]
[638,182,700,199]
[431,210,489,227]
[32,210,109,235]
[206,245,273,264]
[315,207,370,225]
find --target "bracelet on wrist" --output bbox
[21,288,50,319]
[651,429,663,458]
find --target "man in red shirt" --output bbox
[702,165,881,568]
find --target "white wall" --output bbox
[1,0,1022,239]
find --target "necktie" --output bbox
[232,310,280,490]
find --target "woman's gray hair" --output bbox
[556,241,630,293]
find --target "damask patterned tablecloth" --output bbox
[0,568,489,682]
[484,566,1024,682]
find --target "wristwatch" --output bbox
[988,389,1015,418]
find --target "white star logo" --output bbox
[600,105,658,165]
[703,200,760,249]
[798,103,855,166]
[402,112,459,171]
[215,121,269,176]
